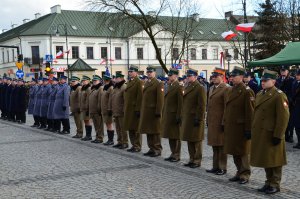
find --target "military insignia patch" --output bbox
[283,101,288,107]
[161,88,164,92]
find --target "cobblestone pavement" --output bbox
[0,115,299,199]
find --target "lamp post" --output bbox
[108,27,114,75]
[55,23,69,79]
[226,54,232,71]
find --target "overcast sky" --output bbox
[0,0,260,30]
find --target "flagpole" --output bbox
[243,0,248,68]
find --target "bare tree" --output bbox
[85,0,202,73]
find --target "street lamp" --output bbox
[55,23,69,79]
[226,54,232,71]
[108,27,114,75]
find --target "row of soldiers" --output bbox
[0,77,27,123]
[0,65,298,195]
[65,65,292,195]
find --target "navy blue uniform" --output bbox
[15,85,27,123]
[291,80,300,146]
[276,76,295,141]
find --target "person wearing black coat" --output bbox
[291,70,300,149]
[5,78,13,121]
[15,79,27,123]
[243,73,260,95]
[9,79,19,122]
[0,78,8,119]
[276,68,295,143]
[0,77,3,117]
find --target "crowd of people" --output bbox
[0,65,299,195]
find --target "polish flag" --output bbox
[236,23,255,32]
[221,30,237,41]
[56,51,63,58]
[65,49,70,54]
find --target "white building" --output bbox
[0,5,243,80]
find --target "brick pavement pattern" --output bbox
[0,116,299,198]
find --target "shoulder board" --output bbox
[246,86,251,90]
[276,89,283,93]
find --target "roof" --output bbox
[66,58,96,71]
[248,42,300,67]
[0,10,238,42]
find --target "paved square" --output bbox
[0,116,299,198]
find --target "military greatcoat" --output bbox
[139,78,164,135]
[162,80,183,139]
[250,87,289,168]
[180,80,206,142]
[223,82,255,155]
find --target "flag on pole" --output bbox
[65,49,70,54]
[56,51,63,59]
[236,23,255,32]
[221,30,238,41]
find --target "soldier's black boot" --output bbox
[81,125,92,141]
[104,130,114,146]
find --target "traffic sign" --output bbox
[45,55,53,62]
[16,70,24,78]
[15,62,23,70]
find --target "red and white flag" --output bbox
[56,51,63,59]
[100,58,115,65]
[65,49,70,54]
[236,23,255,32]
[221,30,237,41]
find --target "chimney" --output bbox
[23,19,30,24]
[191,13,199,22]
[11,24,18,29]
[51,5,61,14]
[225,11,233,20]
[35,13,41,19]
[147,11,156,17]
[2,29,7,33]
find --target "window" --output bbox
[87,47,94,59]
[190,48,196,60]
[172,48,179,60]
[202,49,207,60]
[101,47,108,59]
[7,50,9,63]
[72,46,79,59]
[213,48,218,60]
[2,51,4,63]
[12,49,15,62]
[31,46,40,64]
[137,48,143,60]
[56,46,64,59]
[156,48,161,59]
[234,49,239,60]
[115,47,122,60]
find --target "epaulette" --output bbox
[225,84,231,87]
[246,86,251,90]
[276,89,283,93]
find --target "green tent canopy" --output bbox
[248,42,300,67]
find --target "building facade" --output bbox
[0,5,243,80]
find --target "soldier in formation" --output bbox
[1,64,297,195]
[206,69,228,175]
[251,69,289,194]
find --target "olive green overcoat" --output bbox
[250,87,289,168]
